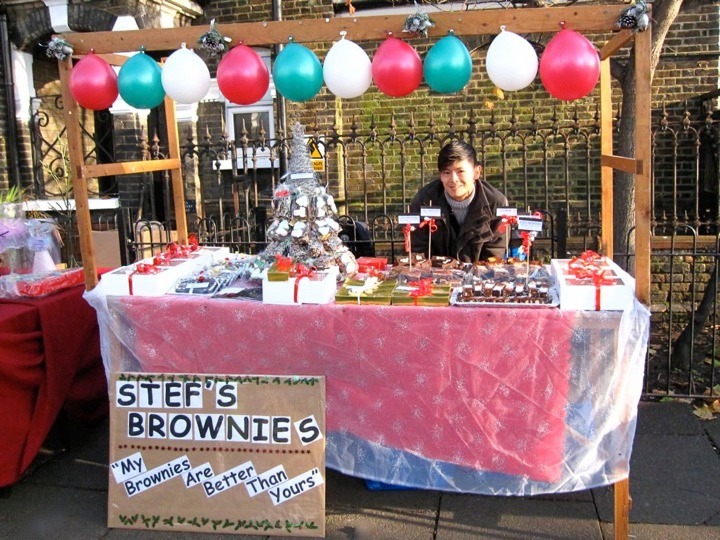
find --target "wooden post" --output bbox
[633,27,653,306]
[599,57,614,258]
[613,26,652,540]
[162,96,188,243]
[58,57,98,290]
[614,477,632,540]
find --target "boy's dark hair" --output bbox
[437,140,477,171]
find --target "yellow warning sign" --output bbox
[308,139,325,172]
[308,139,324,159]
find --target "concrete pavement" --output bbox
[1,401,720,539]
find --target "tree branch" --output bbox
[648,0,685,78]
[609,57,627,84]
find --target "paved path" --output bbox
[1,402,719,539]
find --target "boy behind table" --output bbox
[409,140,508,263]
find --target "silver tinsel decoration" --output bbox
[616,1,650,32]
[45,36,73,61]
[261,123,357,274]
[403,2,435,38]
[197,19,231,56]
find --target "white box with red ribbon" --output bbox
[550,255,635,311]
[262,265,339,305]
[100,246,230,296]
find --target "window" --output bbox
[218,48,278,171]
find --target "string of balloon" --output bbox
[68,25,600,112]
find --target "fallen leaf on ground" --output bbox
[693,403,717,420]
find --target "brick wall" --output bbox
[2,2,719,264]
[651,248,717,316]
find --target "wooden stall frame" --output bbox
[58,5,650,538]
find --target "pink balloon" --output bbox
[69,53,119,110]
[539,28,600,101]
[372,37,422,97]
[217,45,270,105]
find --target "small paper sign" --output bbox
[517,215,544,232]
[420,206,442,218]
[397,214,421,225]
[496,207,517,217]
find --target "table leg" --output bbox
[613,478,631,539]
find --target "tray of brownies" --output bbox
[449,259,559,308]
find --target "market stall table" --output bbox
[0,284,108,487]
[87,286,650,496]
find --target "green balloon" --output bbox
[118,52,166,109]
[272,42,323,102]
[423,35,472,94]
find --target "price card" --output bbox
[398,214,421,225]
[420,206,443,218]
[517,215,544,232]
[496,206,518,217]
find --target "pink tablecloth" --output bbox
[98,297,575,483]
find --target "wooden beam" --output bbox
[83,158,181,178]
[62,5,626,54]
[601,154,643,175]
[97,53,130,67]
[163,96,189,243]
[600,29,633,60]
[634,28,653,307]
[58,57,98,290]
[600,58,613,258]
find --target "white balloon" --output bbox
[323,36,372,99]
[486,27,538,92]
[161,43,211,104]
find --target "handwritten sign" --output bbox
[397,214,421,225]
[420,206,442,218]
[108,373,326,536]
[517,215,544,232]
[496,206,517,217]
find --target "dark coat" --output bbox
[409,179,508,262]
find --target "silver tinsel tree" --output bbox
[261,123,357,274]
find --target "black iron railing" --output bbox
[29,98,720,399]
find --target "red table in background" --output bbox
[0,283,108,487]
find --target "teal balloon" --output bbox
[423,35,472,94]
[118,52,166,109]
[273,42,323,102]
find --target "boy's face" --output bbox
[440,158,480,202]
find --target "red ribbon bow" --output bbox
[293,263,316,303]
[419,217,438,233]
[187,233,199,250]
[497,214,518,234]
[566,251,612,310]
[128,262,159,295]
[275,254,294,273]
[153,241,195,266]
[520,231,534,252]
[403,223,416,253]
[409,278,434,306]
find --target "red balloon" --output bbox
[69,53,118,110]
[539,28,600,101]
[217,45,270,105]
[372,37,422,97]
